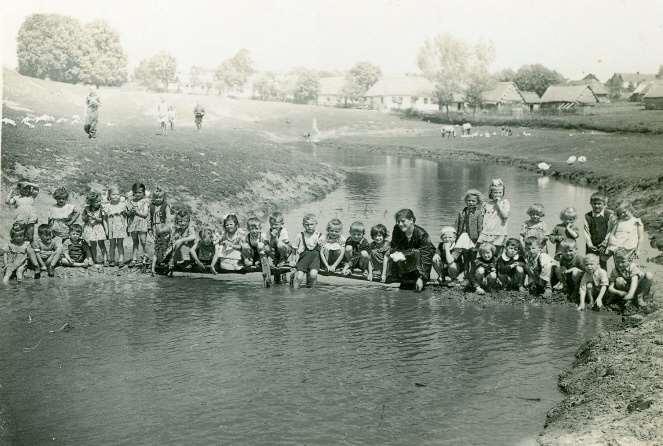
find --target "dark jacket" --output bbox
[390,224,435,280]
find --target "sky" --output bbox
[2,0,663,81]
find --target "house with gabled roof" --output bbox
[481,82,524,110]
[629,81,655,102]
[540,85,599,113]
[317,76,349,107]
[520,91,541,112]
[643,83,663,110]
[364,76,439,112]
[568,79,609,103]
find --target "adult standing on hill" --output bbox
[194,102,205,130]
[84,90,101,139]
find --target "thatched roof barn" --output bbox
[540,85,599,112]
[520,91,541,111]
[365,76,440,112]
[482,82,524,109]
[569,79,609,102]
[643,83,663,110]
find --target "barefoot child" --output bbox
[553,238,584,299]
[6,180,39,242]
[169,210,197,269]
[520,203,548,248]
[343,221,371,276]
[455,189,483,274]
[48,187,80,240]
[583,192,615,269]
[291,214,321,288]
[495,237,526,291]
[2,225,38,284]
[149,188,172,234]
[264,212,291,267]
[577,254,608,311]
[151,223,173,275]
[477,179,510,255]
[432,226,462,287]
[549,207,580,256]
[212,214,245,271]
[32,224,63,277]
[241,218,272,286]
[82,191,108,264]
[523,236,557,298]
[191,228,217,273]
[320,218,344,272]
[607,249,654,309]
[126,183,150,265]
[60,224,93,268]
[368,224,390,283]
[470,242,497,295]
[103,186,127,266]
[606,200,644,260]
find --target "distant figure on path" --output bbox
[157,98,168,135]
[194,102,205,130]
[462,122,472,136]
[167,104,176,131]
[84,90,100,139]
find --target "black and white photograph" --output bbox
[1,1,663,444]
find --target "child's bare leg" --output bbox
[116,239,125,264]
[637,272,654,306]
[308,269,318,287]
[486,272,497,291]
[108,239,116,264]
[130,233,139,261]
[3,267,12,284]
[448,262,460,280]
[293,271,305,289]
[586,283,595,307]
[474,267,486,294]
[344,246,354,263]
[97,240,108,263]
[89,241,99,264]
[514,266,526,291]
[359,251,370,274]
[16,264,26,282]
[137,232,147,260]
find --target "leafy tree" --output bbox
[290,68,319,104]
[464,42,496,114]
[79,20,128,87]
[494,68,516,82]
[133,52,177,92]
[215,49,254,93]
[17,14,87,83]
[513,64,565,97]
[605,75,624,100]
[342,62,382,104]
[253,72,286,101]
[657,65,663,80]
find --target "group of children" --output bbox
[2,178,655,312]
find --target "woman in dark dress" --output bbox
[390,209,436,291]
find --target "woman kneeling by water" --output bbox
[389,209,435,292]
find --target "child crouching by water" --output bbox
[265,212,292,267]
[152,223,173,275]
[212,214,245,271]
[291,214,321,288]
[469,242,497,295]
[191,228,217,273]
[553,239,584,299]
[495,237,526,291]
[169,209,197,270]
[368,224,390,283]
[241,218,273,286]
[320,218,344,273]
[32,224,62,277]
[607,249,654,309]
[343,221,371,276]
[2,224,39,284]
[60,224,93,268]
[523,236,557,298]
[577,254,608,311]
[432,226,462,287]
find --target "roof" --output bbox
[365,76,435,97]
[540,85,599,104]
[318,76,348,96]
[632,81,654,95]
[644,83,663,99]
[568,79,608,95]
[520,91,541,104]
[613,72,656,84]
[482,82,523,103]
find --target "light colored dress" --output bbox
[127,198,150,233]
[608,217,643,252]
[104,201,128,239]
[83,207,106,242]
[12,196,38,225]
[478,199,510,246]
[49,204,79,238]
[217,229,246,270]
[3,241,29,275]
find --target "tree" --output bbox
[342,62,382,104]
[253,72,286,101]
[513,64,565,97]
[133,52,177,92]
[17,14,87,83]
[464,42,496,114]
[656,65,663,80]
[215,49,254,94]
[290,68,319,104]
[79,20,128,87]
[493,68,516,82]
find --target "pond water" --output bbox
[1,148,610,445]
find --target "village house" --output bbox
[607,72,657,90]
[519,91,541,112]
[481,82,524,112]
[569,79,610,103]
[629,81,655,102]
[317,77,348,107]
[643,83,663,110]
[540,85,599,113]
[364,76,439,113]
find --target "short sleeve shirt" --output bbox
[580,268,609,291]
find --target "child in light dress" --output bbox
[477,179,510,255]
[520,203,548,249]
[126,182,150,265]
[368,224,390,283]
[606,200,644,259]
[103,186,127,266]
[48,187,80,240]
[2,224,38,284]
[6,180,40,242]
[577,254,608,311]
[82,191,107,264]
[549,207,580,257]
[320,218,345,272]
[432,226,463,287]
[291,214,321,288]
[212,214,245,271]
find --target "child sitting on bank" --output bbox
[7,180,40,242]
[368,224,390,283]
[82,191,107,265]
[607,249,654,309]
[32,224,62,277]
[523,236,557,298]
[455,189,483,274]
[432,226,463,287]
[549,207,580,256]
[520,203,548,250]
[264,212,291,267]
[103,186,127,267]
[60,224,93,267]
[212,214,245,271]
[191,228,217,273]
[606,200,644,260]
[2,224,38,284]
[291,213,321,288]
[470,242,497,295]
[577,254,608,311]
[151,223,173,275]
[495,237,526,291]
[554,238,584,298]
[320,218,345,273]
[48,187,80,240]
[583,192,615,269]
[343,221,371,276]
[169,209,197,270]
[241,218,272,286]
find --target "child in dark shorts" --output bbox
[191,228,217,272]
[291,214,321,288]
[343,221,371,276]
[60,224,92,267]
[432,226,463,287]
[151,223,173,275]
[553,238,584,299]
[470,242,498,295]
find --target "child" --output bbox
[212,214,245,271]
[606,200,644,260]
[523,236,557,298]
[48,187,80,240]
[320,218,345,273]
[495,237,526,291]
[264,212,291,267]
[554,238,584,298]
[477,179,510,255]
[6,179,39,242]
[169,209,197,269]
[606,249,653,309]
[368,224,390,283]
[241,218,272,285]
[470,242,497,295]
[342,221,371,276]
[2,224,38,284]
[583,192,616,269]
[167,105,176,131]
[455,189,484,245]
[151,223,173,275]
[103,186,127,267]
[520,203,548,248]
[549,207,580,256]
[82,191,108,264]
[60,224,92,267]
[291,213,321,288]
[191,228,217,273]
[149,188,171,234]
[32,224,63,277]
[432,226,463,287]
[577,254,608,311]
[126,182,150,265]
